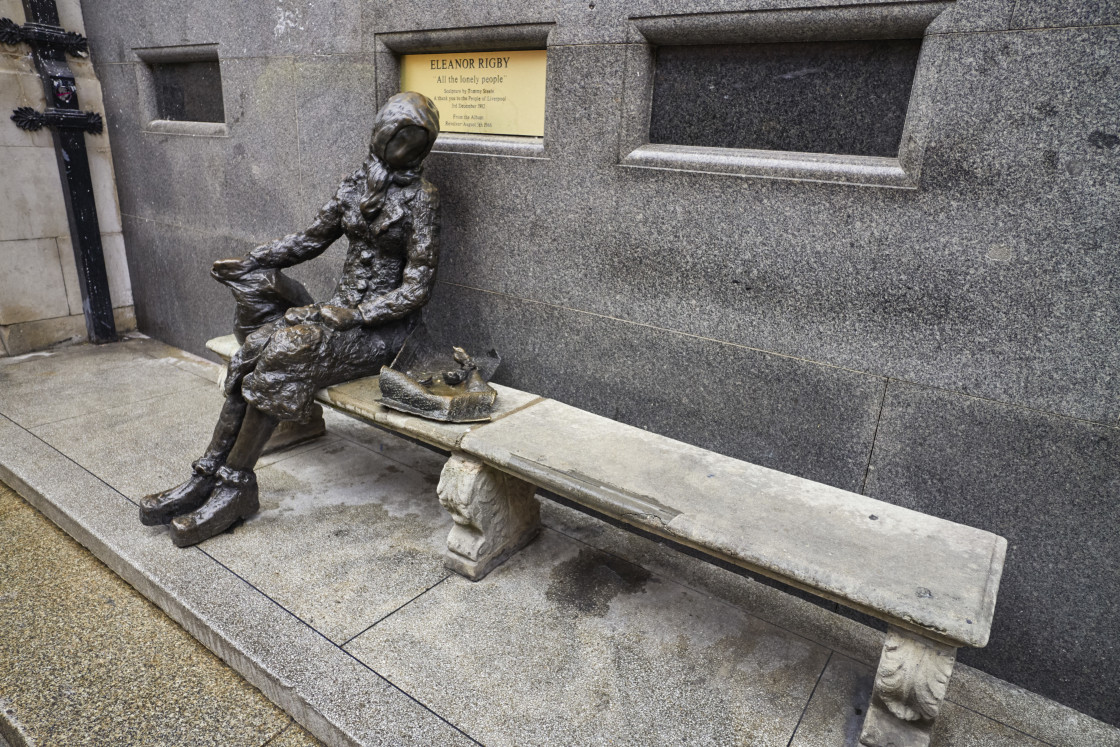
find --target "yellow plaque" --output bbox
[400,50,547,137]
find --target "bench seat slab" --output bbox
[459,398,1006,649]
[322,377,541,453]
[207,334,1000,745]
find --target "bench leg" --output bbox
[437,454,540,581]
[859,626,957,747]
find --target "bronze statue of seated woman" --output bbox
[139,92,442,547]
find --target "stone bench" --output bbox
[207,333,1008,747]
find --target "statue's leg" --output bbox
[437,454,540,581]
[859,626,958,747]
[218,361,324,455]
[168,405,277,547]
[138,394,248,525]
[263,405,326,454]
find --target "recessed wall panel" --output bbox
[649,39,922,157]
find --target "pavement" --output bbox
[0,479,322,747]
[0,336,1117,746]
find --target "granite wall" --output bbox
[0,0,134,355]
[80,0,1119,725]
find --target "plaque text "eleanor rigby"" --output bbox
[429,56,512,70]
[401,50,547,137]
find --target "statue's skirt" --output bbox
[226,313,416,422]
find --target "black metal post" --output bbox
[19,0,116,342]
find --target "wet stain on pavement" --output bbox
[546,548,651,617]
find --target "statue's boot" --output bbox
[169,466,259,547]
[139,459,219,526]
[139,395,249,526]
[168,405,276,547]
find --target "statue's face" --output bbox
[383,125,430,169]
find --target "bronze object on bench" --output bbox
[379,325,501,423]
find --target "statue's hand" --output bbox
[320,305,362,331]
[211,256,258,281]
[283,304,321,325]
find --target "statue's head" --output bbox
[369,92,440,170]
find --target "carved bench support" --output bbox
[860,626,958,747]
[437,453,540,581]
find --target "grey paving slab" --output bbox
[541,486,1120,746]
[945,666,1120,747]
[346,526,830,747]
[0,413,476,746]
[30,367,337,501]
[461,397,1006,647]
[198,437,453,644]
[787,654,874,747]
[539,499,885,667]
[1,340,1114,745]
[268,721,326,747]
[0,482,293,747]
[928,703,1049,747]
[0,340,212,430]
[866,380,1120,725]
[128,333,225,384]
[789,653,1051,747]
[31,377,227,500]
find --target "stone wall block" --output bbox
[86,146,123,234]
[544,43,627,166]
[0,64,53,148]
[0,306,136,355]
[57,233,134,314]
[926,0,1013,33]
[0,146,68,242]
[121,214,248,357]
[425,282,886,493]
[286,55,379,299]
[81,0,362,64]
[865,380,1120,724]
[1010,0,1120,30]
[110,56,303,241]
[0,238,71,325]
